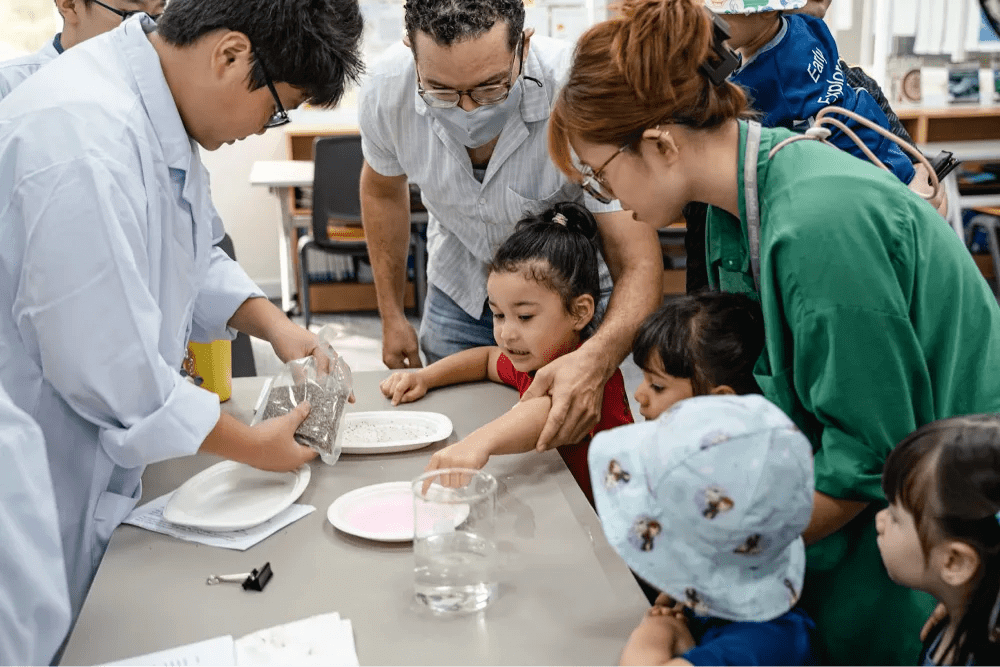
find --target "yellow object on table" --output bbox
[186,340,232,402]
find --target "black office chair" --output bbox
[297,134,428,329]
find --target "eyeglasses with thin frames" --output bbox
[90,0,161,22]
[256,55,291,129]
[416,35,529,109]
[578,142,629,204]
[578,127,668,204]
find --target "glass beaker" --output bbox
[411,469,498,614]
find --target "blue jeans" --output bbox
[419,285,496,364]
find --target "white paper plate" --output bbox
[326,481,469,542]
[163,461,311,532]
[340,411,453,455]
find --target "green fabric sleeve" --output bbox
[789,304,933,501]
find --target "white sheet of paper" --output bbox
[105,615,359,666]
[550,6,589,44]
[525,5,549,37]
[833,0,853,31]
[234,612,359,666]
[943,0,966,57]
[914,0,936,53]
[892,0,917,37]
[124,493,315,550]
[103,635,236,666]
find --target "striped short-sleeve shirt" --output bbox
[359,37,619,318]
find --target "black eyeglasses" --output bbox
[90,0,161,22]
[417,34,532,108]
[256,55,291,129]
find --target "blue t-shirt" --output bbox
[681,607,815,666]
[731,14,916,185]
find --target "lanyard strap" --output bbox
[744,120,763,293]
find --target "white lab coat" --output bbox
[0,34,59,100]
[0,383,71,666]
[0,15,264,616]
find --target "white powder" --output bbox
[342,419,436,445]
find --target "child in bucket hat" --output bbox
[590,394,816,665]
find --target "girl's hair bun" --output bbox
[546,201,599,241]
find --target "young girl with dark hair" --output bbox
[631,292,763,421]
[546,0,1000,662]
[878,415,1000,666]
[380,202,633,504]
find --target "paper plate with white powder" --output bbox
[339,411,453,455]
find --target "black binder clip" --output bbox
[205,562,273,591]
[700,9,741,86]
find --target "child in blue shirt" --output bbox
[590,394,817,665]
[707,0,916,186]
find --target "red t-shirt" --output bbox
[495,353,634,506]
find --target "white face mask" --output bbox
[427,78,525,148]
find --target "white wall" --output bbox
[0,0,59,55]
[201,128,288,298]
[201,103,360,298]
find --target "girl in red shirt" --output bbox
[380,202,632,505]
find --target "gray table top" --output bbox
[60,372,647,666]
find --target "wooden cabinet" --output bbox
[285,125,416,312]
[897,106,1000,285]
[897,105,1000,143]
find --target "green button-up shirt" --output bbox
[707,121,1000,664]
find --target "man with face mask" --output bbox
[360,0,662,452]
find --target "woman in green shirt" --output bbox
[547,0,1000,663]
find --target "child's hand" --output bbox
[651,593,688,618]
[620,609,696,666]
[642,607,696,655]
[379,371,428,405]
[423,438,491,489]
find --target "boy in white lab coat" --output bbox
[0,0,166,100]
[0,382,71,666]
[0,0,363,619]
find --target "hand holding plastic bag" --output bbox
[253,325,353,465]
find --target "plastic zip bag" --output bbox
[252,325,353,465]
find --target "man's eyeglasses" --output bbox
[417,35,527,109]
[90,0,161,22]
[256,55,291,129]
[578,142,629,204]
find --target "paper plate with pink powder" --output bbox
[326,481,469,542]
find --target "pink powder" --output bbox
[343,488,414,534]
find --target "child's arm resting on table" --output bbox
[380,346,503,405]
[425,395,553,473]
[620,607,695,666]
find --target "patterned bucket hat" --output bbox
[704,0,807,13]
[589,394,814,622]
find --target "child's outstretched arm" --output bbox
[380,346,503,405]
[424,395,553,473]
